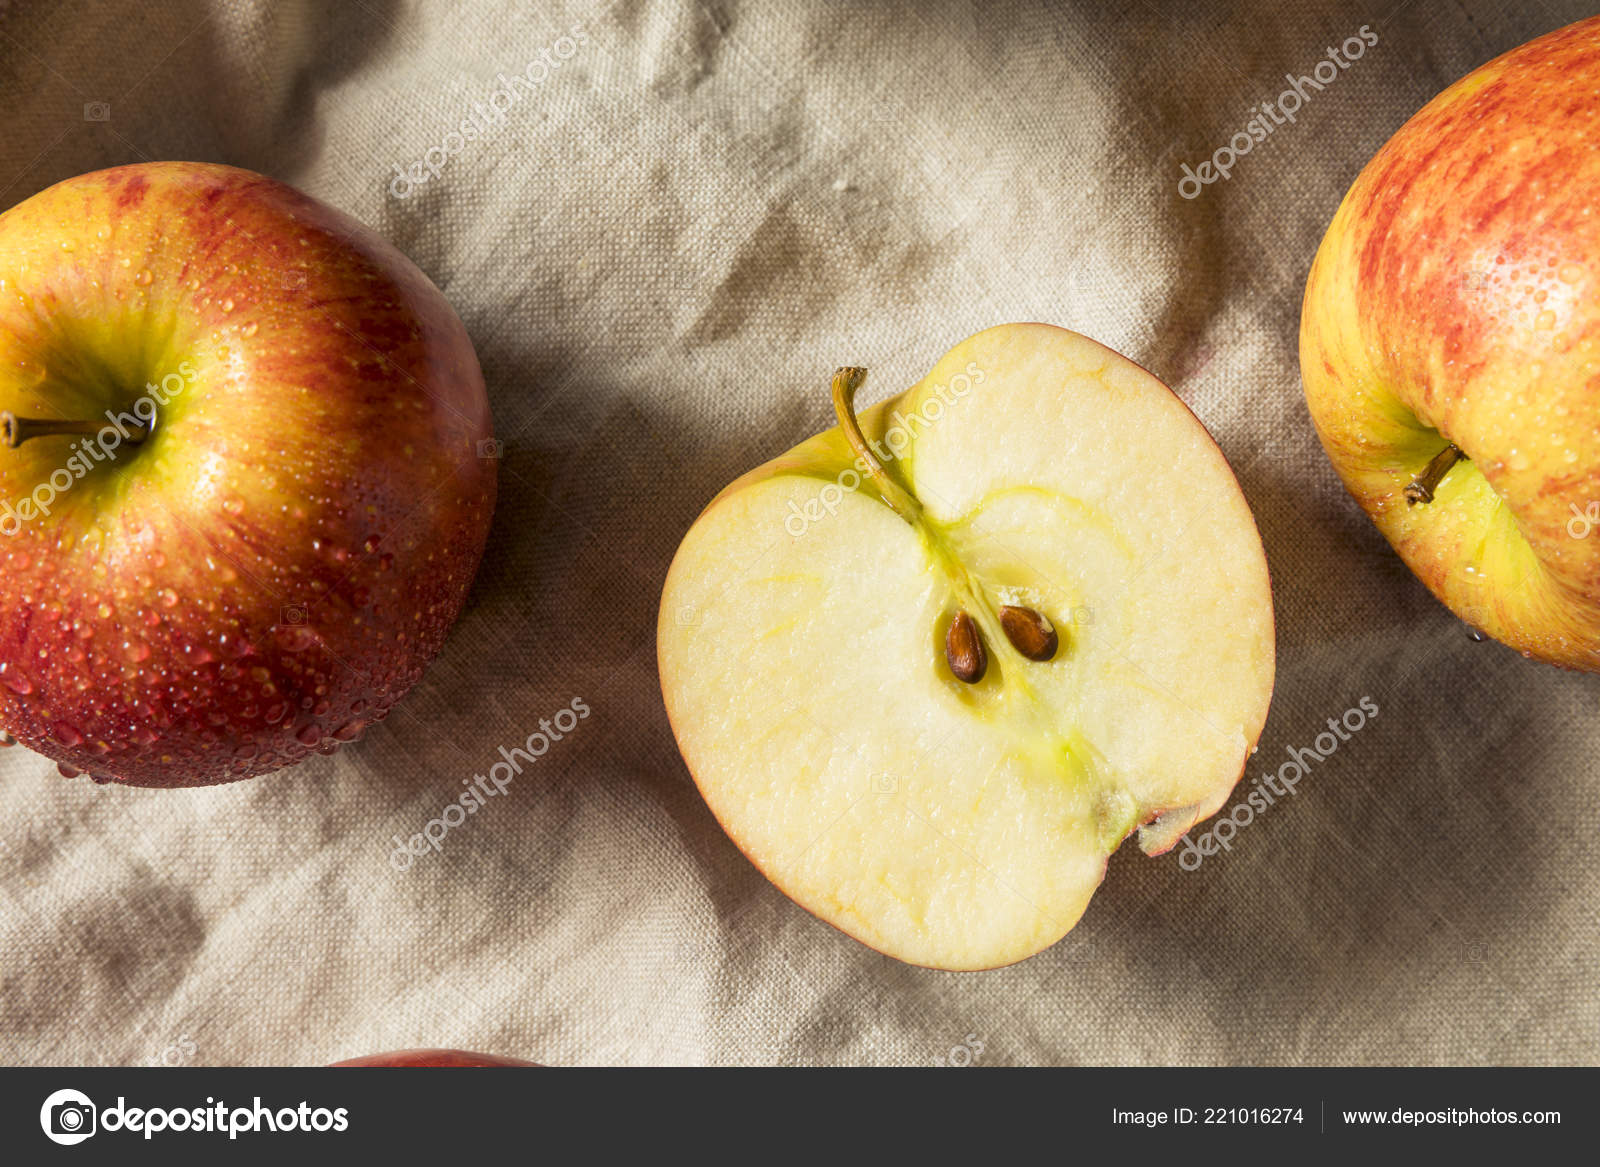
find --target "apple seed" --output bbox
[945,610,987,683]
[998,605,1058,661]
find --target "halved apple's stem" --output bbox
[1,412,148,448]
[830,367,924,526]
[1405,442,1464,505]
[829,368,1064,686]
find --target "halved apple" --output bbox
[658,324,1274,969]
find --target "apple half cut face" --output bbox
[658,324,1275,970]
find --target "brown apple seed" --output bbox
[945,610,987,683]
[998,605,1059,662]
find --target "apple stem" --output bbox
[1405,442,1464,505]
[829,367,924,526]
[1,412,148,448]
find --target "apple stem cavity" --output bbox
[1404,442,1465,506]
[830,366,924,527]
[1,411,148,448]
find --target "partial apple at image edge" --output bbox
[0,161,498,788]
[1300,15,1600,671]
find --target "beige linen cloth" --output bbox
[1,0,1596,1067]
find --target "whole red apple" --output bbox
[331,1049,537,1067]
[1301,18,1600,669]
[0,163,496,786]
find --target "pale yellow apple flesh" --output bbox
[658,324,1274,969]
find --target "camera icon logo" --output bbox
[83,102,111,122]
[477,438,504,460]
[40,1088,96,1145]
[281,603,309,626]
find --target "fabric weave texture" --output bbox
[0,0,1595,1066]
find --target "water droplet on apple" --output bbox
[295,724,322,746]
[57,762,82,778]
[241,321,258,337]
[157,588,178,608]
[221,298,234,313]
[333,719,367,742]
[53,722,83,747]
[125,641,151,662]
[222,498,245,516]
[1,666,34,695]
[133,269,153,286]
[0,731,15,747]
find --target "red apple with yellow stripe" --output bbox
[1301,17,1600,669]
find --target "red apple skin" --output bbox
[0,163,496,786]
[330,1049,538,1067]
[1301,19,1600,669]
